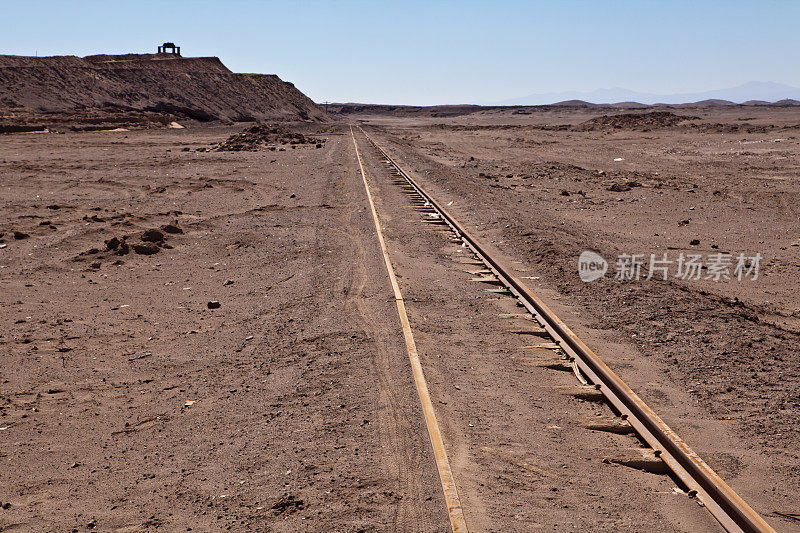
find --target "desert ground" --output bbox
[1,105,799,531]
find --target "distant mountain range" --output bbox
[498,81,800,106]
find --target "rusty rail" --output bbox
[357,126,775,533]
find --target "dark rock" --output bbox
[116,242,130,255]
[141,229,164,242]
[608,183,631,192]
[207,301,221,309]
[271,494,304,515]
[133,243,160,255]
[105,236,121,250]
[690,239,701,246]
[161,224,183,234]
[13,231,29,240]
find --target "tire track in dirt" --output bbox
[337,135,433,530]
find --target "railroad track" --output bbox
[351,125,775,533]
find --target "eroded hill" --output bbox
[0,53,326,130]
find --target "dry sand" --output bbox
[1,107,799,530]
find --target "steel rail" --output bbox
[351,126,469,532]
[357,126,775,533]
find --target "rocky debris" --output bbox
[86,225,182,262]
[105,236,130,255]
[141,229,164,242]
[133,243,160,255]
[608,182,632,192]
[160,223,183,234]
[270,494,304,515]
[577,112,699,131]
[213,124,326,152]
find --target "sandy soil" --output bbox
[1,109,798,531]
[0,126,446,531]
[356,106,800,530]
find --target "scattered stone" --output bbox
[289,193,296,198]
[105,236,121,250]
[608,183,631,192]
[690,239,701,246]
[141,229,164,242]
[207,301,221,309]
[224,279,234,286]
[560,190,571,196]
[133,243,160,255]
[160,224,183,234]
[13,231,29,240]
[90,262,101,269]
[213,124,325,151]
[271,494,304,515]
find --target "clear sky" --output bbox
[3,0,800,105]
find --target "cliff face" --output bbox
[0,54,326,124]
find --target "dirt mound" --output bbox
[577,111,699,131]
[0,54,326,129]
[213,124,325,151]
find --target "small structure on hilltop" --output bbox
[157,42,181,56]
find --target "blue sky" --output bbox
[3,0,800,105]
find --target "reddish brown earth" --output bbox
[1,106,799,531]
